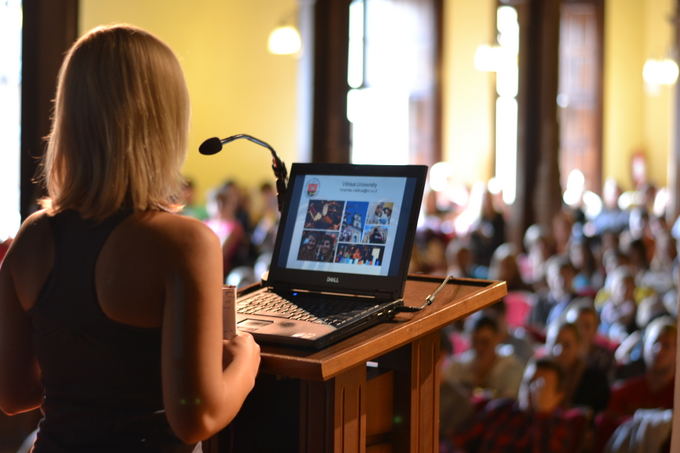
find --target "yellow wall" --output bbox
[603,0,675,190]
[441,0,678,192]
[441,0,496,184]
[80,0,677,198]
[643,0,675,190]
[80,0,299,204]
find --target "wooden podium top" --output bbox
[250,275,507,381]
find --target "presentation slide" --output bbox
[284,174,406,276]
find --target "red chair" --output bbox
[0,238,12,264]
[504,290,534,329]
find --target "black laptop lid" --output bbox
[267,163,427,300]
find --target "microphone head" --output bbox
[199,137,223,155]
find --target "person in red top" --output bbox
[449,358,590,453]
[595,317,676,451]
[607,316,676,416]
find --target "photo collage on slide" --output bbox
[297,199,395,266]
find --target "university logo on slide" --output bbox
[307,178,320,197]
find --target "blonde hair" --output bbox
[43,24,190,220]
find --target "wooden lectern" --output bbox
[207,275,506,453]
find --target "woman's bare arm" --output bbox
[159,218,260,443]
[0,212,47,414]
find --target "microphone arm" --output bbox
[205,134,288,213]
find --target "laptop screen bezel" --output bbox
[265,163,428,300]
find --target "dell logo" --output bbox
[326,276,340,284]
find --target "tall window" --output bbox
[346,0,440,166]
[0,0,22,239]
[493,5,520,205]
[558,1,602,194]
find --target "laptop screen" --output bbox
[267,163,427,299]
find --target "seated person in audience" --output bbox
[641,229,676,294]
[662,264,679,318]
[518,224,553,289]
[178,177,208,221]
[607,317,676,418]
[528,255,577,331]
[439,331,474,441]
[443,314,524,400]
[204,183,247,278]
[598,266,638,342]
[595,317,676,452]
[564,300,616,381]
[546,321,610,413]
[450,358,590,453]
[625,211,654,267]
[481,300,534,366]
[468,187,506,270]
[635,294,671,335]
[600,248,630,291]
[250,182,279,256]
[613,329,647,382]
[603,408,672,453]
[569,236,603,297]
[445,239,475,279]
[410,229,448,275]
[552,208,574,255]
[488,243,532,292]
[592,178,629,236]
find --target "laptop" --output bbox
[235,163,428,349]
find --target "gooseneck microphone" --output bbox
[198,134,288,213]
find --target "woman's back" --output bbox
[3,206,259,450]
[11,209,217,451]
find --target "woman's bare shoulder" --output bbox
[3,210,52,265]
[14,209,51,238]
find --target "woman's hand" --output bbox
[223,331,261,387]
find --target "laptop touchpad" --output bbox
[238,318,273,331]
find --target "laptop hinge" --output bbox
[287,288,399,301]
[289,288,376,299]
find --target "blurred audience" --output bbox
[178,177,208,220]
[7,168,680,451]
[528,255,577,330]
[569,236,603,296]
[481,300,534,366]
[445,239,475,279]
[546,321,610,413]
[447,358,591,453]
[597,266,638,342]
[519,224,553,288]
[488,243,532,292]
[595,317,676,452]
[204,182,249,278]
[468,187,505,272]
[607,317,676,418]
[250,182,280,256]
[443,314,524,401]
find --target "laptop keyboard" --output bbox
[237,291,379,327]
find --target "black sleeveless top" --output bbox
[28,210,195,452]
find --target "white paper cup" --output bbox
[222,285,237,339]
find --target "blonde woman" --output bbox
[0,25,260,452]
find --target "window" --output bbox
[0,0,22,239]
[346,0,441,166]
[493,5,519,205]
